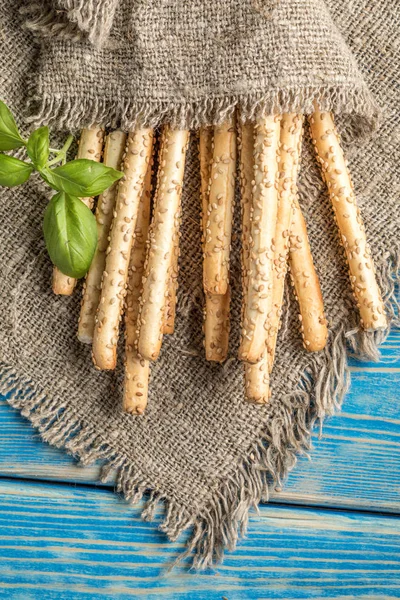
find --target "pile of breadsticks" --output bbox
[53,108,387,414]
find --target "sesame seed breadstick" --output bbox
[239,121,269,403]
[199,126,230,361]
[52,126,105,295]
[238,115,281,364]
[238,122,254,278]
[203,116,237,295]
[162,233,179,335]
[77,130,127,343]
[92,129,154,370]
[52,269,76,296]
[289,198,328,352]
[309,109,386,331]
[204,289,230,361]
[244,358,270,404]
[268,113,304,372]
[123,162,152,415]
[137,127,189,361]
[199,126,213,233]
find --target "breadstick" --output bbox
[78,130,127,343]
[238,115,281,363]
[239,121,269,403]
[203,289,230,362]
[162,127,187,336]
[289,198,328,352]
[199,126,230,361]
[92,129,154,370]
[238,122,254,284]
[52,126,104,295]
[137,127,189,361]
[52,269,76,297]
[203,116,237,295]
[268,113,304,372]
[199,126,213,232]
[162,226,179,335]
[123,162,152,415]
[244,359,270,404]
[309,109,386,330]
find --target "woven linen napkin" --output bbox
[0,0,398,567]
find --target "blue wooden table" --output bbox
[0,329,399,599]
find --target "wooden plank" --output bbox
[0,478,398,599]
[1,369,399,512]
[280,370,400,511]
[347,327,400,370]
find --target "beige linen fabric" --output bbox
[0,0,398,567]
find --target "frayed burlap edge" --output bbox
[25,85,379,141]
[2,249,398,570]
[20,1,118,47]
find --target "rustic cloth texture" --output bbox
[0,0,398,567]
[23,0,379,133]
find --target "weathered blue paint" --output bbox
[0,478,399,599]
[0,329,398,598]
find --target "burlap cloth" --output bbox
[0,0,398,567]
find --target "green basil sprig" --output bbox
[43,192,98,278]
[0,101,26,151]
[26,126,50,170]
[41,159,123,198]
[0,154,34,187]
[0,100,123,278]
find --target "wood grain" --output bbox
[0,477,399,599]
[0,320,398,597]
[1,329,399,512]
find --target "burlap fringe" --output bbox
[25,87,379,139]
[2,248,398,569]
[21,3,379,138]
[21,1,117,47]
[20,3,82,43]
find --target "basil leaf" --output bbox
[0,100,25,151]
[27,126,49,169]
[43,191,97,278]
[41,159,123,197]
[0,154,33,187]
